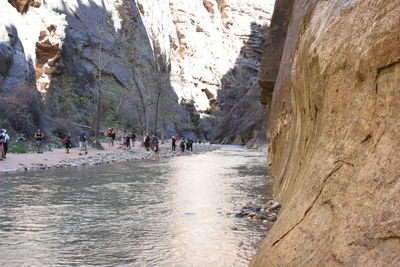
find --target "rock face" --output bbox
[136,0,274,143]
[1,0,65,92]
[0,0,274,144]
[0,0,181,130]
[252,0,400,265]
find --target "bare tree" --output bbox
[93,15,107,148]
[150,36,171,136]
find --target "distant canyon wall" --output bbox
[252,0,400,265]
[0,0,274,143]
[138,0,274,145]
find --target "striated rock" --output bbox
[137,0,274,143]
[35,25,63,92]
[1,0,275,143]
[252,0,400,266]
[0,0,65,92]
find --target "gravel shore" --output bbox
[0,143,220,174]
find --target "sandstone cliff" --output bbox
[0,0,274,143]
[122,0,275,143]
[252,0,400,265]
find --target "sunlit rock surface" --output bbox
[137,0,274,144]
[252,0,400,265]
[0,0,274,143]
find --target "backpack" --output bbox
[106,130,112,137]
[62,137,68,144]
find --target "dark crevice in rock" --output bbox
[272,163,344,246]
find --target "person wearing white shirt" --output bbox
[2,129,9,158]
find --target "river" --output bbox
[0,146,273,266]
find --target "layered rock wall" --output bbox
[252,0,400,265]
[136,0,274,143]
[1,0,275,142]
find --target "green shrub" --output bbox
[8,142,30,154]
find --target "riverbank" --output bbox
[0,143,220,174]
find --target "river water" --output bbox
[0,146,273,266]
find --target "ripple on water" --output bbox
[0,147,272,266]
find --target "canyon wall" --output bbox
[110,0,275,143]
[0,0,174,133]
[0,0,274,143]
[252,0,400,265]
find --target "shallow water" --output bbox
[0,146,273,266]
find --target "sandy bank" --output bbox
[0,143,220,174]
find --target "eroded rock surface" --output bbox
[252,0,400,265]
[137,0,274,144]
[1,0,274,144]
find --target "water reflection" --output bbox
[0,146,272,266]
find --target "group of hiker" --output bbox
[0,127,203,160]
[34,129,89,155]
[105,128,137,150]
[171,135,195,152]
[61,130,88,155]
[143,133,160,157]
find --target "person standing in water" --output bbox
[34,129,44,154]
[78,130,88,155]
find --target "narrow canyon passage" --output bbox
[0,147,273,266]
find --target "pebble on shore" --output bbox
[1,145,220,174]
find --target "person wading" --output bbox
[78,130,88,155]
[34,129,44,154]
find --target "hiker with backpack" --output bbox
[180,136,186,152]
[106,128,116,148]
[1,129,9,158]
[187,138,193,151]
[78,130,88,155]
[171,136,176,151]
[152,135,160,158]
[0,130,5,160]
[124,132,131,150]
[62,133,72,154]
[144,133,151,151]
